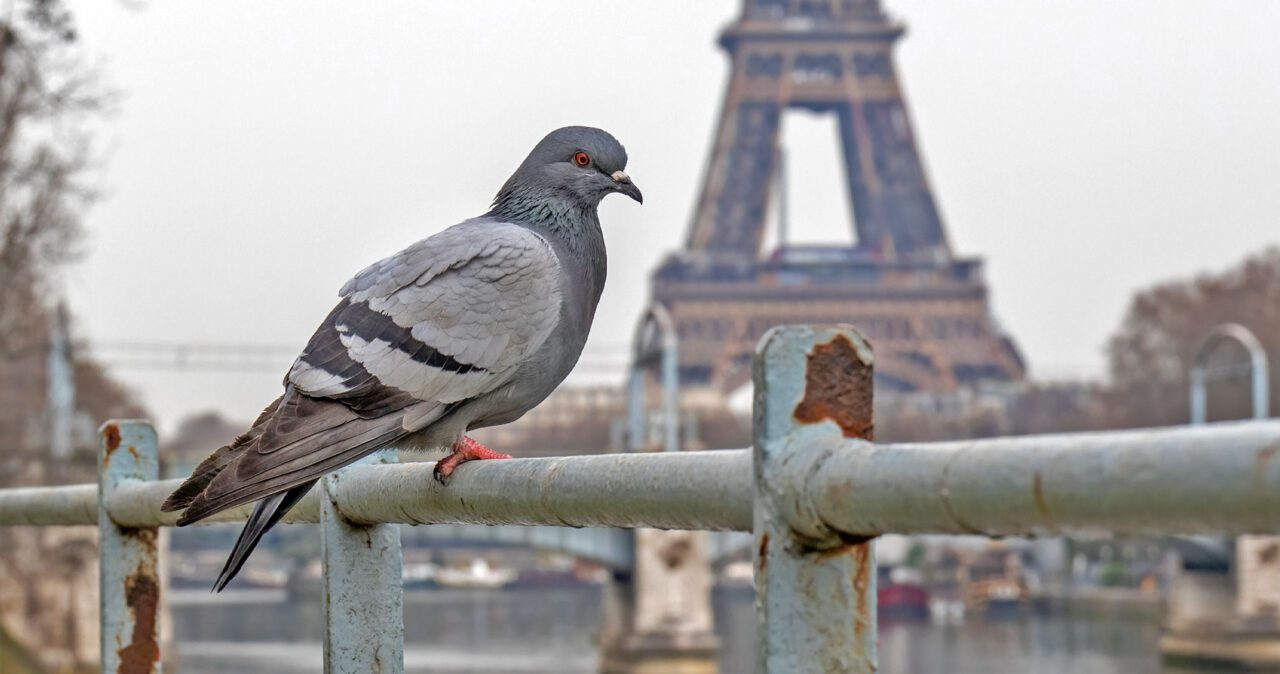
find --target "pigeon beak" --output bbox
[611,170,643,204]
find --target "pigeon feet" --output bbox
[433,436,512,485]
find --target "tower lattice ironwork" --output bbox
[653,0,1025,393]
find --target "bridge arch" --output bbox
[1190,323,1270,424]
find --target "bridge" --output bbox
[2,324,1280,673]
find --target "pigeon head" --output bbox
[492,126,642,220]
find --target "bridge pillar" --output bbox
[600,529,719,674]
[1162,544,1280,669]
[1236,536,1280,619]
[1165,323,1279,668]
[601,303,720,673]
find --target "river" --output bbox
[171,586,1190,673]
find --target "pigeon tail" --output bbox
[171,392,412,526]
[165,385,418,590]
[212,479,317,592]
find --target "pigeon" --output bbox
[162,126,641,592]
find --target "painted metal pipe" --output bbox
[0,451,751,530]
[5,423,1280,538]
[106,478,321,527]
[0,483,97,525]
[808,420,1280,538]
[327,450,754,532]
[0,478,319,527]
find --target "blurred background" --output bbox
[1,0,1277,672]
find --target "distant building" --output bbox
[652,0,1025,395]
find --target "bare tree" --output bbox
[0,6,127,667]
[0,0,108,356]
[1105,246,1280,427]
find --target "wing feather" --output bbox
[290,219,562,410]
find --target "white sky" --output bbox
[63,1,1280,432]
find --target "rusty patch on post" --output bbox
[1032,472,1051,518]
[757,532,769,574]
[793,335,873,439]
[103,423,122,466]
[118,550,160,673]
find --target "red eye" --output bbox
[573,151,590,167]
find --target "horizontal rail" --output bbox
[0,450,753,531]
[803,420,1280,538]
[327,449,752,530]
[0,478,320,527]
[0,483,98,525]
[4,422,1277,538]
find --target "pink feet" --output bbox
[433,436,512,485]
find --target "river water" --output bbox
[171,586,1184,673]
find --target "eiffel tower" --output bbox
[652,0,1025,393]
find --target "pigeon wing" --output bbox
[288,218,564,418]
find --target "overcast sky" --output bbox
[63,1,1280,432]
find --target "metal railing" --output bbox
[2,325,1279,673]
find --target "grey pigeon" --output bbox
[162,126,641,591]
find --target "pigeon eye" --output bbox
[573,151,590,167]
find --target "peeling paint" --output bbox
[117,571,160,673]
[104,424,122,452]
[102,423,122,467]
[793,335,874,439]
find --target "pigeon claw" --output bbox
[433,436,512,486]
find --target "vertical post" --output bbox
[48,302,74,461]
[753,325,876,674]
[1190,367,1207,426]
[661,322,680,454]
[628,369,647,452]
[99,421,162,674]
[1250,348,1270,421]
[321,451,404,674]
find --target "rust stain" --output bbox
[850,544,871,593]
[757,532,769,574]
[118,567,160,673]
[849,543,873,647]
[103,423,122,466]
[793,335,873,439]
[126,527,158,547]
[1254,440,1280,489]
[127,445,139,460]
[1032,472,1051,518]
